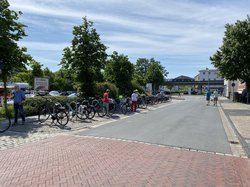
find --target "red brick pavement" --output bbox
[0,135,249,187]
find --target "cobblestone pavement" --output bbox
[0,135,249,187]
[1,97,250,186]
[0,100,180,150]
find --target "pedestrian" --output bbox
[12,85,26,125]
[131,89,139,112]
[206,90,211,106]
[241,89,247,103]
[213,90,219,106]
[102,89,110,115]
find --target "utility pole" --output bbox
[206,68,210,91]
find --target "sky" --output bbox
[8,0,250,78]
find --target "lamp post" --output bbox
[206,68,210,91]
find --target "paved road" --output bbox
[1,96,250,186]
[77,96,232,154]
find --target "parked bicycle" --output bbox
[81,99,96,119]
[38,96,69,126]
[137,96,147,109]
[65,101,88,121]
[92,97,106,117]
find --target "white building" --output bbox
[195,69,224,93]
[198,69,223,81]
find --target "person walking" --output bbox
[213,90,219,106]
[206,90,211,106]
[12,85,26,125]
[102,89,110,115]
[131,90,139,112]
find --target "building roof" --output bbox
[173,75,194,80]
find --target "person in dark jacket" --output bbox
[12,85,26,125]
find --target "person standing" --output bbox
[12,85,26,125]
[206,90,211,106]
[213,90,219,106]
[102,89,110,115]
[131,90,139,112]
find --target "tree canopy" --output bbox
[104,51,134,95]
[210,15,250,90]
[0,0,29,108]
[61,17,107,97]
[145,61,164,92]
[134,58,168,92]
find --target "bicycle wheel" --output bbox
[0,113,11,133]
[38,108,50,123]
[97,106,106,117]
[77,105,88,120]
[86,106,96,119]
[56,111,69,126]
[120,103,127,114]
[140,100,147,109]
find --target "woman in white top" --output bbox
[213,90,219,106]
[131,90,139,112]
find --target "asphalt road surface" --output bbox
[77,96,232,154]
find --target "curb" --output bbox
[218,101,248,158]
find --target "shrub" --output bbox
[131,80,145,94]
[96,82,118,99]
[0,105,14,118]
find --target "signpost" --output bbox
[34,77,49,91]
[231,82,235,102]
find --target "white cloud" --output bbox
[19,41,69,51]
[8,0,250,77]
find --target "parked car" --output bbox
[49,91,61,96]
[25,93,35,98]
[67,93,77,97]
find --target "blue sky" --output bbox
[8,0,250,78]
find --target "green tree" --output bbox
[61,17,107,97]
[10,60,44,88]
[145,61,165,92]
[43,67,56,90]
[210,16,250,91]
[53,69,75,91]
[104,51,134,95]
[0,0,29,109]
[134,58,150,85]
[30,60,43,78]
[134,58,168,86]
[11,71,31,84]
